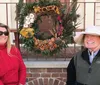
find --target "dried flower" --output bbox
[20,28,34,38]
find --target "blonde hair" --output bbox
[0,23,12,54]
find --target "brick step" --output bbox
[26,78,66,85]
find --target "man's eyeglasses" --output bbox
[0,31,9,36]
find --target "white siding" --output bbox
[0,0,100,43]
[95,0,100,26]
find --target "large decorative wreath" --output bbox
[17,0,79,55]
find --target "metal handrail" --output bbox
[0,2,100,60]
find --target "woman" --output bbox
[67,26,100,85]
[0,23,26,85]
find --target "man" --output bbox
[67,26,100,85]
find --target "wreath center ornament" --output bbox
[18,0,79,55]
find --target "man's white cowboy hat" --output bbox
[74,26,100,45]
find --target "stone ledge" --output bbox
[24,60,70,68]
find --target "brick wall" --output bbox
[25,61,69,85]
[26,68,67,85]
